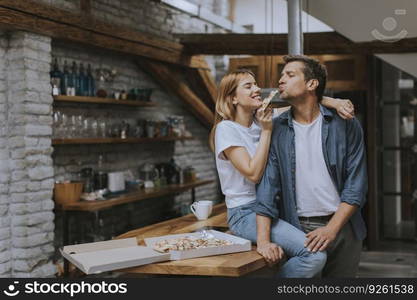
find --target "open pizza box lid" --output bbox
[60,238,170,275]
[144,230,251,260]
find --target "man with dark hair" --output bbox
[254,55,368,277]
[282,55,327,101]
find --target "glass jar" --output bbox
[178,116,185,137]
[183,166,196,183]
[80,168,94,193]
[146,120,155,138]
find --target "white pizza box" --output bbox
[60,238,170,275]
[144,230,251,260]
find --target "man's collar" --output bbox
[278,104,334,126]
[319,104,335,122]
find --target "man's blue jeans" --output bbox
[227,201,327,278]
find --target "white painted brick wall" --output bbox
[0,31,56,277]
[1,0,229,277]
[0,32,11,278]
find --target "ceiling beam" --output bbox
[195,68,217,105]
[137,59,214,128]
[177,32,417,55]
[185,67,217,111]
[0,0,206,69]
[80,0,91,15]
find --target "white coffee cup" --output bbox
[190,200,213,220]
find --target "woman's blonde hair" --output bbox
[209,69,255,152]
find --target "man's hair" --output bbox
[283,55,327,101]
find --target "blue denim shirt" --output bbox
[254,105,368,240]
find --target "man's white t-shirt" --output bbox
[215,120,261,208]
[293,113,340,217]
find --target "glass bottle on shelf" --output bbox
[69,61,79,96]
[94,154,108,195]
[96,68,107,98]
[91,118,99,138]
[52,111,60,138]
[98,116,107,138]
[69,114,77,138]
[50,57,62,96]
[86,64,96,97]
[120,121,130,139]
[78,63,88,96]
[169,158,180,184]
[62,60,70,96]
[82,115,89,138]
[159,167,167,187]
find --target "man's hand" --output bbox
[256,242,284,264]
[304,226,338,252]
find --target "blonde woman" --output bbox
[210,69,354,277]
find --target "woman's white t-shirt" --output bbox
[215,120,261,208]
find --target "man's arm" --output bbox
[340,118,368,208]
[305,118,368,252]
[253,125,284,263]
[253,125,281,220]
[256,215,284,263]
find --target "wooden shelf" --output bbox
[52,136,194,145]
[56,179,214,212]
[53,95,157,107]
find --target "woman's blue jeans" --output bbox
[227,201,327,278]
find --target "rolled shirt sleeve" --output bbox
[254,142,281,220]
[340,118,368,208]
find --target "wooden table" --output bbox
[114,203,267,277]
[57,179,214,276]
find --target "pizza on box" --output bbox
[153,236,234,253]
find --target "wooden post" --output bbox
[80,0,91,15]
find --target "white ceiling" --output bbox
[303,0,417,77]
[234,0,333,33]
[233,0,417,77]
[304,0,417,42]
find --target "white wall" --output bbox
[233,0,333,33]
[377,54,417,78]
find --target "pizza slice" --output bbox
[261,89,278,109]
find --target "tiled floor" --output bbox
[357,241,417,278]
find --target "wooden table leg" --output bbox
[191,187,195,202]
[63,210,69,277]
